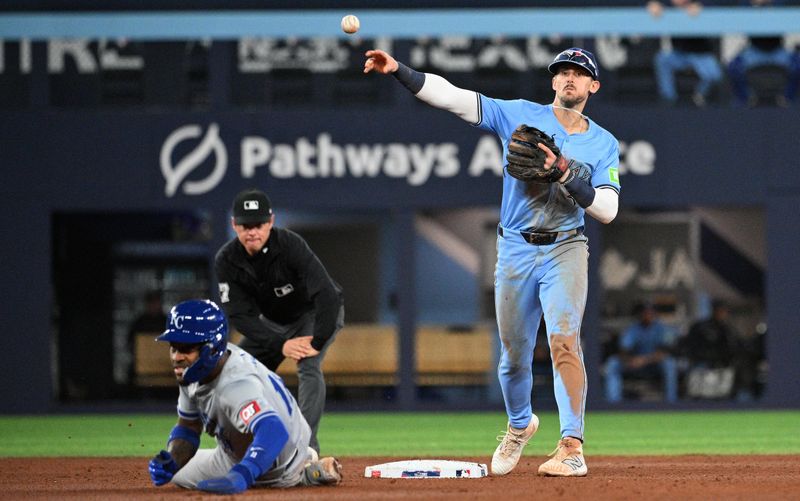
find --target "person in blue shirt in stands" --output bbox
[604,301,678,403]
[727,0,800,107]
[648,0,724,107]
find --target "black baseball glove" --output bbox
[506,124,569,183]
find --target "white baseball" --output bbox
[341,14,360,34]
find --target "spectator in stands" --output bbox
[648,0,724,106]
[127,290,167,385]
[604,301,678,403]
[679,299,739,369]
[677,299,752,399]
[728,0,800,107]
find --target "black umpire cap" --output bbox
[548,47,599,80]
[232,188,273,225]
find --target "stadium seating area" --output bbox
[2,35,796,110]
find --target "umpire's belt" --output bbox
[498,225,583,245]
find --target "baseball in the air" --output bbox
[341,14,360,34]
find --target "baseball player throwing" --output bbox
[364,47,620,477]
[147,299,342,494]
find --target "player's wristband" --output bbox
[562,175,596,208]
[393,62,426,94]
[168,424,201,449]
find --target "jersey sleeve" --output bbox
[475,95,523,137]
[476,96,547,152]
[219,379,278,435]
[590,136,621,193]
[177,386,201,421]
[475,94,502,133]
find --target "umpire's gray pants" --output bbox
[239,306,344,453]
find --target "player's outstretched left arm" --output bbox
[364,49,480,124]
[148,418,203,487]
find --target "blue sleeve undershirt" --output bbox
[230,414,289,485]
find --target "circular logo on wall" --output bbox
[160,123,227,197]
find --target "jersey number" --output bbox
[268,373,294,416]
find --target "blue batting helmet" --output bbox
[157,299,228,384]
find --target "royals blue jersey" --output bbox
[476,96,621,232]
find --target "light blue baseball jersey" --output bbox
[476,96,621,232]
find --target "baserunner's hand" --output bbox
[148,450,178,486]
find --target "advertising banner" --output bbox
[3,105,796,211]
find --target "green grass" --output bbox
[0,410,798,457]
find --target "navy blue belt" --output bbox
[498,225,583,245]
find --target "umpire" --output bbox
[214,188,344,453]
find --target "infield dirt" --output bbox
[2,455,798,500]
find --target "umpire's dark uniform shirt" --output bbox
[214,227,344,370]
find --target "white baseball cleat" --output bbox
[537,437,588,477]
[490,415,539,476]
